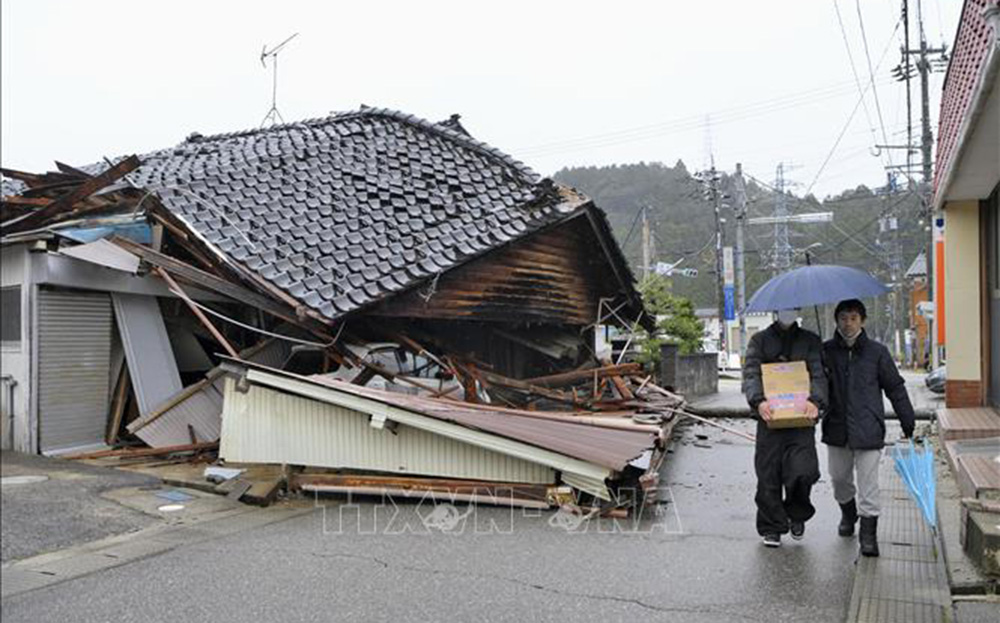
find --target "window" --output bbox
[1,286,21,345]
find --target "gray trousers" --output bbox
[827,445,882,517]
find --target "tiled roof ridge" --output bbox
[168,106,541,185]
[351,107,541,183]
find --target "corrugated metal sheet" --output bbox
[226,364,622,499]
[112,293,182,414]
[221,379,556,485]
[126,339,283,448]
[38,289,112,453]
[307,375,655,471]
[127,377,224,447]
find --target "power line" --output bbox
[806,16,902,195]
[833,0,880,149]
[516,76,895,158]
[854,0,894,167]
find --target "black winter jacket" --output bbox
[821,329,915,449]
[742,322,828,417]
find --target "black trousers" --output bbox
[754,421,820,536]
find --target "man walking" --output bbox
[743,309,827,548]
[822,299,916,557]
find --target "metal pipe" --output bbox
[1,374,17,450]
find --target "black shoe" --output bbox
[839,499,858,537]
[762,533,781,548]
[859,516,879,557]
[790,520,805,540]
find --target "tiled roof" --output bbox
[126,108,585,322]
[935,0,997,195]
[1,176,25,197]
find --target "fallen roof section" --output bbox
[219,358,665,500]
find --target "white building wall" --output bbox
[1,244,33,451]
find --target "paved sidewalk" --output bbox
[845,445,952,623]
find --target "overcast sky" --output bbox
[2,0,961,199]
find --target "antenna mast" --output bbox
[259,33,299,127]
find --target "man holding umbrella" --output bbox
[742,308,827,548]
[822,299,915,557]
[743,263,892,548]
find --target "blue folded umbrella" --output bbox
[893,440,937,530]
[745,264,889,313]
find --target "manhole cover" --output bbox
[1,475,50,486]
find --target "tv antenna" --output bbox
[259,32,299,128]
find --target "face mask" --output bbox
[776,309,798,326]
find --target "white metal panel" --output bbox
[37,289,111,453]
[59,240,140,274]
[127,382,223,447]
[243,368,613,496]
[112,293,182,414]
[221,380,556,485]
[123,338,292,448]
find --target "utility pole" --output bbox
[641,206,651,281]
[917,0,947,366]
[712,167,727,359]
[734,163,749,360]
[918,0,940,367]
[889,0,946,367]
[696,164,727,358]
[877,173,904,358]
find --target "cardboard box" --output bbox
[761,361,815,429]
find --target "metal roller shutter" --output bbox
[38,289,111,454]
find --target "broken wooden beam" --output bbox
[3,155,141,232]
[155,267,239,358]
[1,196,52,207]
[65,440,218,460]
[474,368,584,406]
[523,362,642,388]
[609,375,634,400]
[105,366,131,446]
[112,236,334,337]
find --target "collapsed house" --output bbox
[1,107,681,509]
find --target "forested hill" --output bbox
[554,162,927,320]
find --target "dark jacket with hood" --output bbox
[821,329,915,449]
[742,321,828,417]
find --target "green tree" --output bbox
[635,274,704,373]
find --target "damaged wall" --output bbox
[370,216,618,326]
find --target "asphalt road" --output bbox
[1,451,159,563]
[0,420,860,623]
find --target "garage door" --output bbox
[38,289,111,454]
